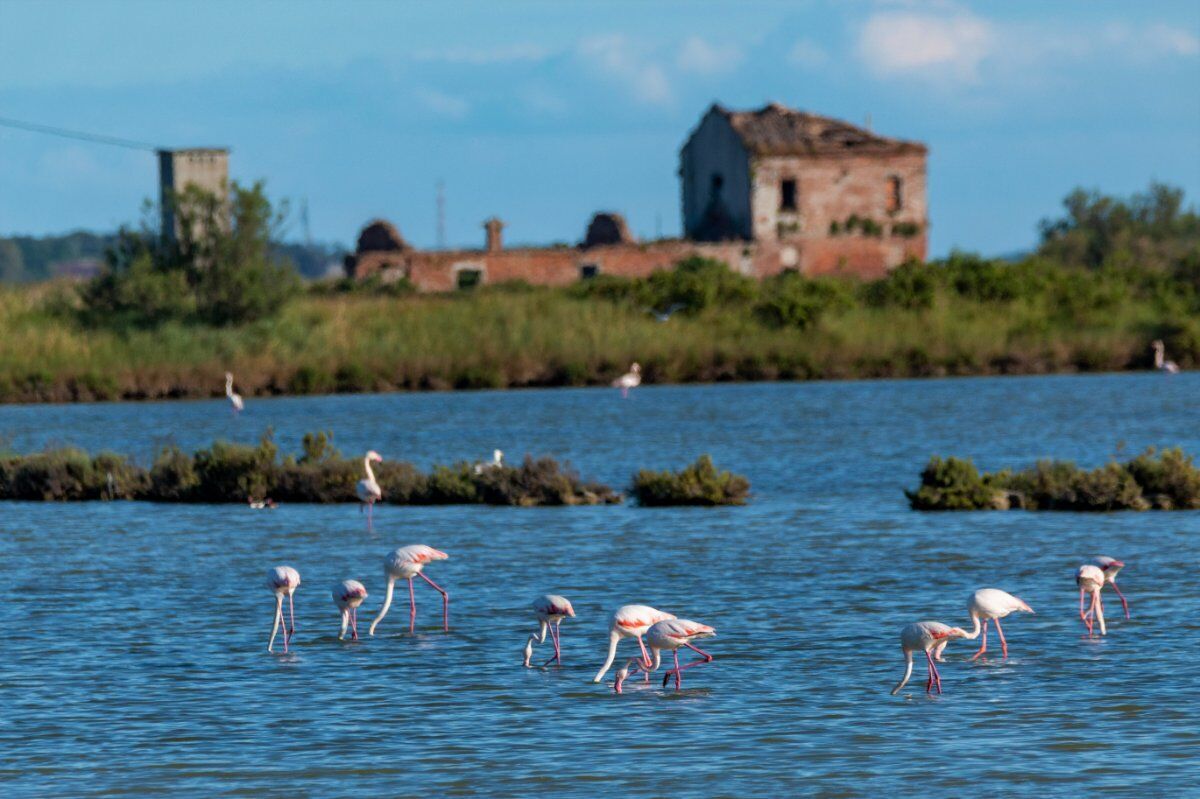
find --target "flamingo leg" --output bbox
[1111,582,1130,619]
[417,571,449,631]
[925,651,942,694]
[351,607,359,641]
[925,652,934,693]
[661,643,714,688]
[994,616,1008,658]
[970,620,989,661]
[1085,590,1098,637]
[1080,588,1093,635]
[408,578,417,633]
[367,501,373,530]
[287,592,296,643]
[542,621,562,667]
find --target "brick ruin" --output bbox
[345,102,927,290]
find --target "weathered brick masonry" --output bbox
[347,102,928,289]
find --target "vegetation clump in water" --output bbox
[907,448,1200,511]
[631,455,750,506]
[0,431,620,506]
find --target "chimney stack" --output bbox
[484,217,504,252]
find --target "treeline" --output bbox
[907,448,1200,511]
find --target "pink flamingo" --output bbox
[356,451,383,529]
[225,372,244,415]
[1094,556,1130,619]
[592,604,675,683]
[523,594,576,667]
[267,565,300,653]
[369,545,450,635]
[891,621,968,695]
[1076,564,1107,637]
[332,580,369,641]
[960,588,1034,661]
[612,363,641,398]
[614,618,716,693]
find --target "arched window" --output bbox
[887,176,903,212]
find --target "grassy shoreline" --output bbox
[1,275,1193,405]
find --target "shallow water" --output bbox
[1,374,1198,797]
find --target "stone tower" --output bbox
[157,148,230,241]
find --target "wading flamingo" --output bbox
[612,363,641,398]
[474,449,504,475]
[1152,340,1180,373]
[1094,556,1130,619]
[333,580,369,640]
[523,594,576,667]
[356,451,383,529]
[267,566,300,653]
[960,588,1034,661]
[614,618,716,693]
[1076,564,1107,637]
[225,372,244,414]
[891,621,969,696]
[369,545,450,635]
[592,604,676,683]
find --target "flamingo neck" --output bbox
[368,577,395,636]
[891,651,915,695]
[363,457,377,484]
[965,614,982,640]
[593,629,621,682]
[268,593,284,651]
[1154,349,1165,369]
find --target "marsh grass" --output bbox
[632,455,750,506]
[907,448,1200,511]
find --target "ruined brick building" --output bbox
[346,102,927,289]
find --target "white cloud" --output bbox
[413,87,470,119]
[857,9,993,83]
[577,35,671,105]
[787,39,828,68]
[676,36,742,74]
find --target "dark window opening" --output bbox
[887,176,903,213]
[780,179,797,211]
[710,173,724,194]
[580,264,600,280]
[456,269,483,290]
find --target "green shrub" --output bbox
[755,272,853,329]
[632,455,749,506]
[905,456,1001,510]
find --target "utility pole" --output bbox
[436,179,446,250]
[301,198,312,246]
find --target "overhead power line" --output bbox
[0,115,162,152]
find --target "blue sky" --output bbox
[0,0,1197,256]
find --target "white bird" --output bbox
[267,566,300,653]
[1076,564,1107,637]
[593,604,676,683]
[1152,340,1180,373]
[644,303,686,323]
[356,450,383,529]
[1093,556,1130,619]
[614,618,716,693]
[959,588,1034,661]
[612,362,641,398]
[369,545,450,635]
[332,580,369,641]
[225,372,244,414]
[474,449,504,475]
[891,621,968,696]
[523,594,576,667]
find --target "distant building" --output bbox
[346,102,927,289]
[680,102,928,272]
[157,148,230,241]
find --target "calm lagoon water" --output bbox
[1,374,1198,797]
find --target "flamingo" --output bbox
[612,362,641,398]
[225,372,244,414]
[474,449,504,475]
[1152,340,1180,373]
[614,618,716,693]
[959,588,1034,661]
[267,565,300,653]
[891,621,969,696]
[333,580,369,641]
[1076,564,1107,637]
[368,545,450,635]
[523,594,576,667]
[592,604,676,683]
[356,450,383,529]
[1094,556,1130,619]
